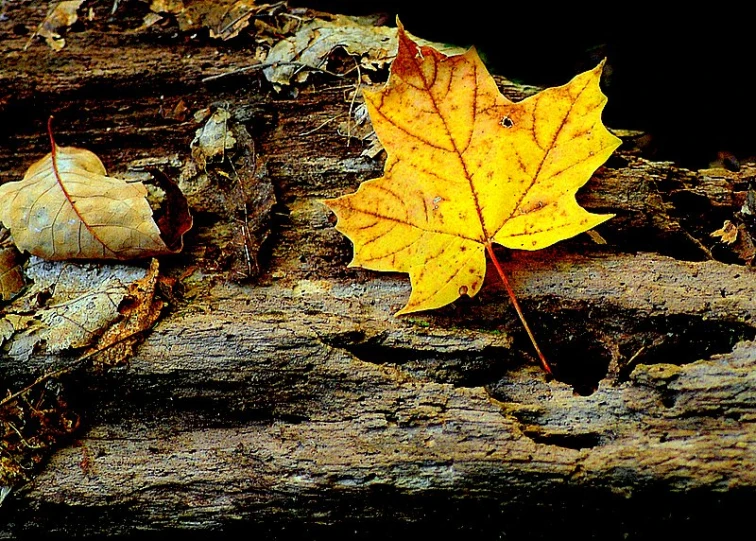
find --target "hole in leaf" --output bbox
[500,116,514,128]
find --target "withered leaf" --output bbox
[86,258,164,368]
[711,220,739,244]
[0,139,191,261]
[0,258,160,362]
[191,108,237,170]
[0,233,24,301]
[34,0,85,51]
[181,108,274,280]
[263,15,464,88]
[150,0,261,40]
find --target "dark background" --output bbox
[294,1,755,169]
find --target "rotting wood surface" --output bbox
[0,3,754,539]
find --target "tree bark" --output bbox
[1,3,754,539]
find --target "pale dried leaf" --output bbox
[191,108,236,169]
[586,230,608,245]
[36,0,85,51]
[0,258,154,361]
[139,12,164,31]
[263,15,464,87]
[0,145,181,260]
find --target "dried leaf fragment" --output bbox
[35,0,85,51]
[0,233,24,301]
[711,220,738,244]
[263,15,464,87]
[0,258,158,361]
[325,25,620,315]
[86,258,164,368]
[150,0,261,40]
[0,129,191,261]
[191,108,236,169]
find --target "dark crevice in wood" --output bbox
[521,429,602,450]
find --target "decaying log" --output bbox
[0,3,754,539]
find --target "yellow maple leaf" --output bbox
[325,26,620,323]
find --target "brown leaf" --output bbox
[0,233,24,301]
[263,15,465,88]
[0,138,191,261]
[87,259,164,368]
[180,108,275,280]
[191,108,237,169]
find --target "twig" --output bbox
[297,113,344,137]
[0,357,85,409]
[345,57,362,145]
[202,61,345,83]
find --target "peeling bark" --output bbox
[0,3,754,539]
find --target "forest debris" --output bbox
[0,135,192,260]
[86,259,164,368]
[0,235,24,301]
[0,259,157,362]
[33,0,85,51]
[263,15,464,87]
[191,108,237,169]
[711,220,738,244]
[182,108,274,280]
[149,0,264,40]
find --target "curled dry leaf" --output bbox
[263,15,464,88]
[0,123,191,261]
[86,258,164,368]
[34,0,85,51]
[711,220,739,244]
[0,258,161,362]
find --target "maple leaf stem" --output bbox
[47,115,57,164]
[485,243,553,375]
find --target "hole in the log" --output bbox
[618,315,755,379]
[324,331,510,388]
[523,311,613,395]
[522,429,601,450]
